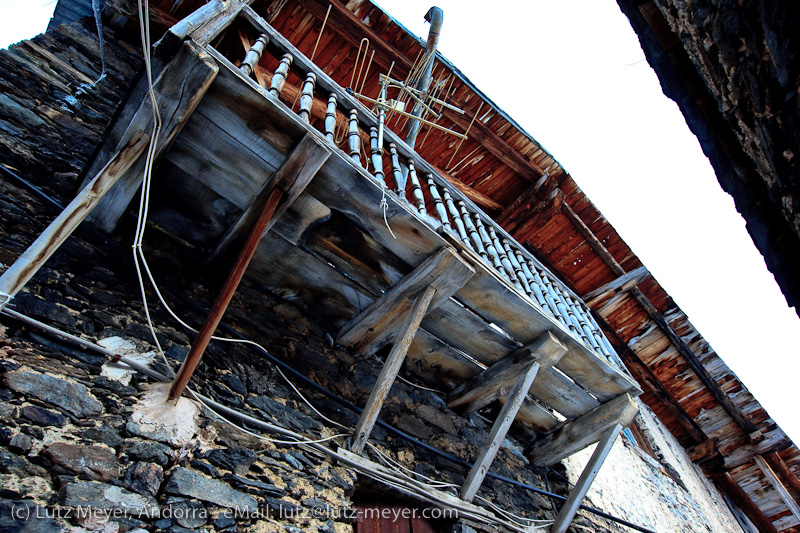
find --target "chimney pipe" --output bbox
[405,6,443,148]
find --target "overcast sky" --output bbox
[1,1,797,444]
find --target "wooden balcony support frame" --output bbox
[341,247,474,454]
[458,332,567,502]
[550,423,624,533]
[755,455,800,523]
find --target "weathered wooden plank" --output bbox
[210,134,331,261]
[527,393,638,466]
[87,41,219,233]
[0,131,149,305]
[712,472,779,533]
[350,286,436,455]
[765,453,800,505]
[551,424,623,533]
[460,360,542,502]
[582,265,650,307]
[338,247,474,355]
[755,455,800,522]
[448,332,566,413]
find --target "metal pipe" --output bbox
[405,6,443,148]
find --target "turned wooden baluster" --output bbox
[388,144,406,197]
[427,176,451,232]
[488,227,522,288]
[269,53,293,98]
[348,110,361,164]
[240,34,268,76]
[443,189,470,245]
[369,127,385,184]
[502,240,532,295]
[324,94,337,143]
[298,73,316,122]
[559,287,593,346]
[459,202,487,259]
[569,296,606,354]
[514,250,550,312]
[528,260,564,323]
[408,162,427,215]
[473,215,508,280]
[541,272,576,334]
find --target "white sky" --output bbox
[1,1,797,445]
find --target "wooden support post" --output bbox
[85,42,219,233]
[550,423,624,533]
[581,265,650,307]
[0,131,150,309]
[337,247,474,355]
[460,360,542,502]
[527,393,638,466]
[169,188,283,401]
[350,286,436,455]
[712,472,779,533]
[448,331,566,413]
[755,455,800,522]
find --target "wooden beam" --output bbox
[436,167,504,213]
[527,393,638,466]
[551,423,623,533]
[350,286,436,455]
[721,431,791,471]
[712,472,779,533]
[496,173,553,226]
[460,360,542,502]
[447,331,566,413]
[0,131,150,308]
[563,200,759,436]
[337,247,474,355]
[766,453,800,504]
[209,133,331,262]
[87,41,219,233]
[755,455,800,522]
[582,265,651,307]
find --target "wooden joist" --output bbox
[436,167,504,213]
[765,453,800,504]
[337,247,474,354]
[755,455,800,522]
[563,200,759,436]
[527,393,638,467]
[447,331,566,413]
[0,131,150,306]
[550,423,624,533]
[582,265,650,307]
[712,472,779,533]
[86,41,219,233]
[350,286,436,455]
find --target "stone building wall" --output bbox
[0,14,751,533]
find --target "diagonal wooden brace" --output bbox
[337,247,474,355]
[459,332,567,502]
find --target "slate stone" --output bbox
[9,433,32,455]
[221,374,248,396]
[21,406,67,427]
[46,443,120,481]
[60,481,159,517]
[169,500,208,529]
[224,474,285,497]
[122,439,173,466]
[395,413,433,440]
[13,293,77,328]
[205,447,257,476]
[190,459,220,478]
[165,344,189,362]
[213,511,236,529]
[154,518,172,529]
[0,499,67,532]
[124,462,163,496]
[81,424,124,448]
[248,395,319,431]
[165,467,257,512]
[0,449,49,478]
[0,400,16,421]
[3,369,102,418]
[0,425,12,446]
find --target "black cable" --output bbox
[4,172,655,533]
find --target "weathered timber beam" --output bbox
[551,423,623,533]
[0,131,150,308]
[508,188,564,238]
[722,431,791,471]
[688,438,721,466]
[86,41,219,233]
[765,453,800,504]
[712,472,779,533]
[527,393,638,467]
[447,331,566,413]
[582,265,650,307]
[435,167,504,213]
[209,134,331,262]
[105,0,178,34]
[460,360,543,502]
[755,455,800,522]
[350,286,436,455]
[562,200,759,436]
[496,173,553,226]
[337,247,474,355]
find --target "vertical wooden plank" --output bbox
[350,286,436,455]
[550,423,623,533]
